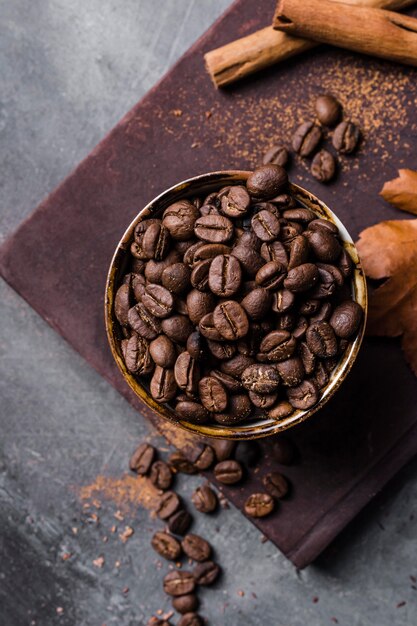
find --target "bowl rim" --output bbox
[105,170,367,440]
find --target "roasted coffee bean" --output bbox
[161,314,194,343]
[306,321,338,358]
[288,235,310,270]
[246,164,288,200]
[198,376,228,412]
[163,200,199,241]
[315,94,342,127]
[262,145,289,168]
[134,218,161,241]
[284,263,319,293]
[194,215,234,243]
[313,360,329,389]
[213,301,249,340]
[142,284,174,318]
[142,222,170,260]
[162,263,191,294]
[167,509,192,535]
[242,364,281,394]
[271,436,296,464]
[220,185,251,217]
[258,330,296,362]
[190,259,211,292]
[310,301,333,323]
[283,208,316,223]
[150,335,177,368]
[193,561,221,586]
[129,442,155,474]
[176,401,210,424]
[332,120,361,154]
[199,312,224,341]
[251,209,280,242]
[310,265,338,299]
[150,461,173,491]
[150,367,177,403]
[306,228,342,262]
[193,243,231,264]
[311,150,336,183]
[338,248,354,278]
[234,441,262,467]
[192,445,215,470]
[183,241,205,266]
[174,298,188,316]
[214,460,243,484]
[130,239,148,260]
[268,401,294,420]
[114,283,131,326]
[214,394,252,425]
[211,439,236,461]
[249,390,278,409]
[261,240,288,266]
[174,351,199,394]
[157,491,181,520]
[181,534,211,562]
[263,472,289,498]
[244,493,274,517]
[128,303,161,340]
[124,333,153,374]
[210,369,242,393]
[163,570,195,596]
[145,250,182,284]
[280,219,304,244]
[255,261,286,290]
[151,531,182,560]
[209,254,242,297]
[187,289,216,325]
[172,595,199,615]
[131,273,146,301]
[308,218,339,235]
[330,301,363,338]
[272,289,295,313]
[299,341,316,375]
[192,484,218,513]
[293,315,308,339]
[240,288,271,321]
[287,379,319,410]
[276,357,305,387]
[231,243,264,277]
[169,451,197,475]
[146,617,171,626]
[176,238,199,255]
[207,339,236,360]
[299,299,321,316]
[292,121,322,157]
[178,613,204,626]
[220,354,254,377]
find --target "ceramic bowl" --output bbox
[105,171,367,440]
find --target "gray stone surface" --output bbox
[1,1,417,625]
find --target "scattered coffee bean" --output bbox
[167,509,192,535]
[172,594,199,615]
[163,570,195,596]
[332,120,361,154]
[157,491,181,520]
[150,461,173,491]
[214,460,243,484]
[129,443,155,475]
[292,121,322,157]
[193,561,221,585]
[151,531,182,560]
[262,145,289,168]
[181,534,212,562]
[212,440,236,462]
[263,472,290,499]
[178,613,204,626]
[315,94,342,127]
[244,493,275,517]
[192,445,215,470]
[311,150,336,183]
[169,451,197,475]
[192,484,218,513]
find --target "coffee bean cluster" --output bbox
[132,436,294,625]
[115,163,363,426]
[263,94,361,183]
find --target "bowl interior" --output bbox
[105,171,367,440]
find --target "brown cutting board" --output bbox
[2,0,417,568]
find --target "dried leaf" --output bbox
[380,169,417,215]
[356,219,417,375]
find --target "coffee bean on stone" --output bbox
[193,561,221,585]
[163,570,195,596]
[209,254,242,297]
[220,185,251,217]
[141,284,174,318]
[162,263,191,294]
[287,379,319,410]
[311,150,336,183]
[284,263,319,293]
[214,460,243,484]
[161,314,194,343]
[244,493,274,518]
[276,357,305,387]
[169,451,197,475]
[150,461,173,491]
[246,164,288,200]
[114,284,131,326]
[150,335,177,368]
[330,301,363,338]
[211,440,236,462]
[194,215,234,243]
[129,442,155,474]
[306,321,338,358]
[213,301,249,340]
[263,472,289,499]
[167,509,192,535]
[192,445,215,470]
[255,261,286,290]
[181,534,211,562]
[332,121,361,154]
[240,288,271,320]
[157,491,181,520]
[268,401,294,420]
[192,484,218,513]
[151,531,182,560]
[241,364,281,394]
[142,222,171,260]
[178,613,204,626]
[150,367,177,403]
[258,331,296,362]
[262,145,289,168]
[315,94,342,127]
[292,121,322,157]
[198,376,228,412]
[176,401,210,424]
[163,200,199,241]
[172,595,199,615]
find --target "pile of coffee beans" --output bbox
[263,94,361,183]
[114,163,363,427]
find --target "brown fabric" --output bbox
[1,0,417,568]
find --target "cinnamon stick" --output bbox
[204,0,417,87]
[273,0,417,67]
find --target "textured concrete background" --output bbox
[1,1,417,625]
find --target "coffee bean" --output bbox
[287,379,319,410]
[292,121,322,157]
[263,472,289,498]
[129,442,155,474]
[114,284,131,326]
[246,164,288,200]
[193,561,221,585]
[258,330,297,362]
[151,531,182,560]
[194,215,234,243]
[187,289,216,325]
[284,263,319,293]
[241,364,281,394]
[128,303,161,340]
[330,301,363,338]
[167,509,192,535]
[169,451,197,475]
[145,250,182,284]
[211,439,236,462]
[255,261,286,291]
[142,284,174,318]
[206,340,235,361]
[313,360,329,389]
[306,321,338,358]
[249,390,278,409]
[181,534,211,562]
[192,445,215,470]
[338,248,354,278]
[176,401,210,424]
[315,94,342,127]
[306,228,342,262]
[209,254,242,297]
[214,460,243,484]
[234,441,262,467]
[157,491,181,519]
[262,145,289,168]
[214,394,252,425]
[198,376,228,412]
[309,301,333,324]
[163,200,199,241]
[190,260,211,293]
[142,222,171,260]
[162,262,191,294]
[280,219,304,244]
[186,331,205,360]
[150,367,177,403]
[240,288,271,320]
[163,570,195,596]
[271,437,296,464]
[183,241,205,266]
[220,185,251,217]
[299,341,316,376]
[288,235,310,270]
[276,357,305,387]
[198,312,224,341]
[150,335,177,368]
[244,493,274,517]
[172,595,199,615]
[192,483,218,513]
[150,461,173,491]
[221,355,255,379]
[174,352,199,395]
[261,240,288,266]
[283,208,316,223]
[131,273,146,301]
[193,243,232,264]
[210,370,242,393]
[251,210,280,242]
[311,150,336,183]
[213,301,249,340]
[271,289,295,314]
[178,613,204,626]
[332,121,361,154]
[231,243,264,277]
[268,400,294,419]
[124,333,154,374]
[161,314,194,343]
